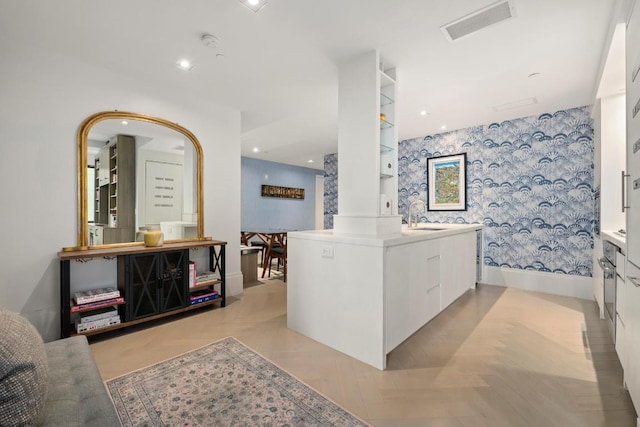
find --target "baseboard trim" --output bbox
[483,266,593,300]
[226,272,244,297]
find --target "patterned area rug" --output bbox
[106,337,370,426]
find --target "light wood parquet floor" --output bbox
[90,277,638,426]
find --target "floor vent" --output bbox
[441,0,515,42]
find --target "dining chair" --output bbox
[265,233,287,282]
[249,239,267,266]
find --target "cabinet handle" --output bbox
[622,171,630,212]
[629,276,640,287]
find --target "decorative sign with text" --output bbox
[146,160,183,224]
[261,185,305,200]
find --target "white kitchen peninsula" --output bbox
[287,223,481,370]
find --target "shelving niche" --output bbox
[379,67,398,215]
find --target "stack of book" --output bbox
[75,306,121,333]
[73,287,120,306]
[72,287,123,333]
[196,271,219,285]
[190,289,219,305]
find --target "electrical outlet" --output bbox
[321,245,334,258]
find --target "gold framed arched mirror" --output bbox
[74,111,205,249]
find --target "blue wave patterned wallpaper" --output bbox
[324,153,338,229]
[324,106,594,277]
[399,106,594,277]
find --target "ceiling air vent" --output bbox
[441,0,515,42]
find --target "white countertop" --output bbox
[601,230,626,250]
[289,223,482,248]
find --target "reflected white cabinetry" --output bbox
[88,224,103,246]
[160,221,197,240]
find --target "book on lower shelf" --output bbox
[196,271,220,284]
[73,287,120,304]
[77,305,118,324]
[75,314,121,333]
[189,289,219,305]
[189,261,197,288]
[71,297,124,313]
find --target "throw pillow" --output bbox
[0,307,49,426]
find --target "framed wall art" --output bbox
[261,184,305,199]
[427,153,467,211]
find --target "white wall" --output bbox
[0,42,242,341]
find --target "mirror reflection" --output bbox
[84,116,199,246]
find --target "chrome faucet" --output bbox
[408,199,425,228]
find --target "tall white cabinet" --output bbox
[624,0,640,417]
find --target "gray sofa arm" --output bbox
[38,336,120,426]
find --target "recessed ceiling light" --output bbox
[420,110,428,116]
[176,59,194,71]
[307,160,314,163]
[239,0,268,12]
[441,125,447,130]
[121,120,128,125]
[253,147,259,153]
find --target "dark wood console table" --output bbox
[58,240,226,338]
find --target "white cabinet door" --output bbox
[385,244,414,352]
[385,239,442,351]
[625,260,640,411]
[440,232,476,309]
[626,0,640,267]
[414,248,441,330]
[384,232,478,354]
[616,254,627,373]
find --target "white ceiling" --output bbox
[0,0,623,170]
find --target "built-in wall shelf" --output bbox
[379,64,398,216]
[380,70,395,87]
[381,92,394,106]
[380,119,394,129]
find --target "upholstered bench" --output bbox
[0,307,120,426]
